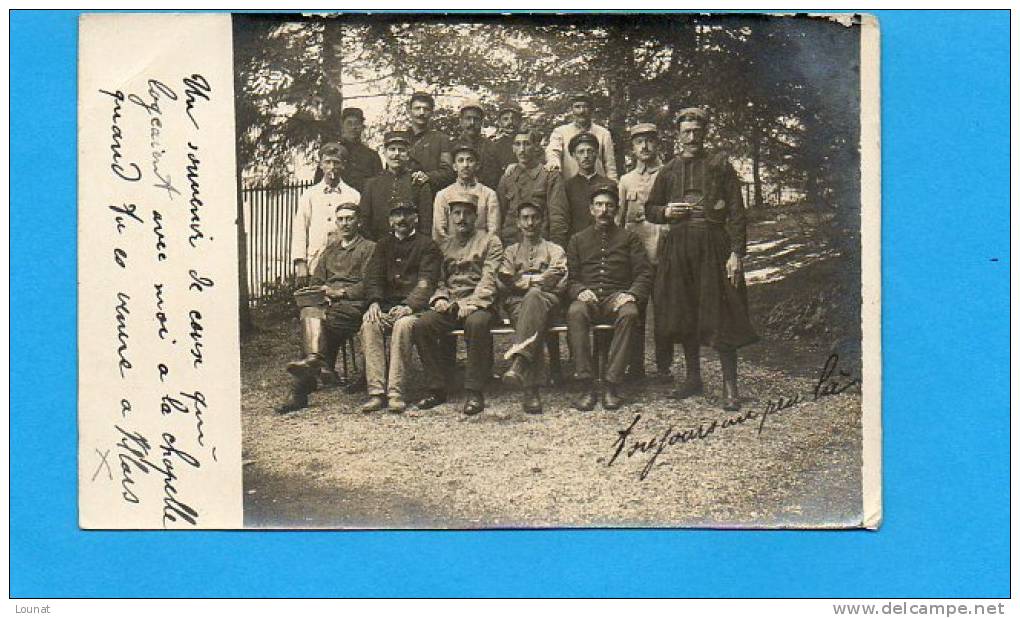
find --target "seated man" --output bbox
[359,200,442,413]
[279,202,375,413]
[498,201,567,414]
[412,193,504,416]
[564,181,652,411]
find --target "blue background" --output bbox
[10,10,1010,598]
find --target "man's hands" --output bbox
[389,305,413,320]
[610,293,636,312]
[411,171,430,186]
[664,203,692,222]
[365,302,413,326]
[725,252,743,287]
[364,302,384,324]
[577,289,598,304]
[456,303,477,319]
[432,298,451,313]
[324,286,346,300]
[544,159,561,173]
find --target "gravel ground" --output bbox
[241,322,863,529]
[242,218,865,529]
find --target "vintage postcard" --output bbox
[78,12,880,529]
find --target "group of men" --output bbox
[280,91,757,417]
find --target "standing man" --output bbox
[338,107,383,193]
[359,130,433,241]
[491,101,523,177]
[432,143,500,241]
[550,132,610,247]
[279,202,375,413]
[644,108,758,411]
[291,142,360,282]
[618,122,672,381]
[564,182,652,411]
[359,200,442,413]
[545,92,618,181]
[499,201,567,415]
[407,91,455,191]
[455,98,503,190]
[496,125,567,246]
[412,194,504,416]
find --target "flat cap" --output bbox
[569,92,593,105]
[447,192,479,210]
[409,91,435,107]
[389,199,417,213]
[517,199,545,215]
[450,142,480,160]
[340,107,365,120]
[382,130,412,147]
[498,101,523,116]
[334,201,360,213]
[568,131,600,154]
[459,98,484,115]
[320,141,348,160]
[677,107,709,124]
[628,123,659,139]
[589,180,620,203]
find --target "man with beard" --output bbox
[432,143,500,242]
[550,131,611,247]
[564,181,651,411]
[491,101,523,178]
[644,108,758,411]
[498,201,568,415]
[618,122,672,381]
[496,125,567,246]
[291,142,361,286]
[279,202,375,413]
[413,193,504,416]
[358,200,442,413]
[407,91,455,191]
[545,92,618,181]
[359,130,433,241]
[337,107,382,193]
[454,99,503,191]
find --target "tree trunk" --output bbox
[752,127,764,209]
[321,18,344,138]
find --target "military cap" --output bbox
[334,201,360,214]
[450,142,480,160]
[447,192,479,210]
[382,130,412,147]
[389,199,417,213]
[568,131,600,154]
[569,92,593,105]
[340,107,365,120]
[589,180,620,204]
[677,107,709,125]
[409,91,435,108]
[320,141,348,161]
[628,123,659,139]
[517,199,545,216]
[459,98,485,115]
[498,101,523,116]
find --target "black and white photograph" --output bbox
[231,12,879,529]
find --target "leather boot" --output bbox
[670,341,704,399]
[571,381,597,412]
[502,355,528,390]
[603,382,624,410]
[522,388,543,414]
[720,349,740,411]
[277,376,315,414]
[287,316,326,381]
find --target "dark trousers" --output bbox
[505,288,560,387]
[633,298,675,374]
[413,308,495,392]
[566,293,641,385]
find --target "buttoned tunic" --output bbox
[552,171,610,247]
[363,231,441,312]
[431,231,504,310]
[565,224,651,304]
[496,162,568,246]
[618,159,665,263]
[358,169,434,241]
[310,235,376,300]
[340,138,383,193]
[545,121,618,181]
[290,179,361,271]
[409,127,455,190]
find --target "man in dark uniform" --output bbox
[407,91,455,191]
[498,200,568,414]
[338,107,383,193]
[491,101,523,178]
[359,200,442,413]
[644,107,758,411]
[550,131,611,247]
[279,202,375,413]
[454,98,503,190]
[564,181,652,411]
[359,129,433,241]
